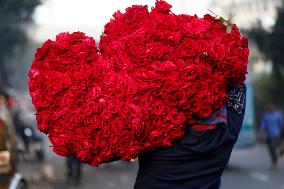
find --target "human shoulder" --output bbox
[275,110,283,117]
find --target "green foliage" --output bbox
[6,41,41,90]
[254,75,284,107]
[0,0,41,86]
[208,10,234,34]
[253,74,284,127]
[268,8,284,77]
[249,6,284,78]
[249,3,284,127]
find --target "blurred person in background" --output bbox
[66,156,82,186]
[3,87,46,162]
[0,85,18,168]
[0,85,27,188]
[260,102,284,169]
[13,110,30,154]
[13,110,45,162]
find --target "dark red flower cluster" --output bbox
[29,0,249,166]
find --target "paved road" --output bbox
[222,145,284,189]
[20,144,284,189]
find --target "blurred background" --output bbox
[0,0,284,189]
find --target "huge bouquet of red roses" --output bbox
[29,0,249,166]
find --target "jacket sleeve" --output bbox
[260,114,267,133]
[178,85,247,154]
[225,84,246,139]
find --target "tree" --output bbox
[268,7,284,78]
[249,2,284,78]
[0,0,41,86]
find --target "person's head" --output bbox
[0,85,9,100]
[267,102,276,112]
[0,85,4,96]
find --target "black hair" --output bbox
[0,85,8,99]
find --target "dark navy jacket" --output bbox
[134,85,246,189]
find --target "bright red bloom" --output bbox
[29,0,249,166]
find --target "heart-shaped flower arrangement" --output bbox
[29,0,249,166]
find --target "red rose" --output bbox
[176,38,200,58]
[152,0,172,14]
[184,18,211,35]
